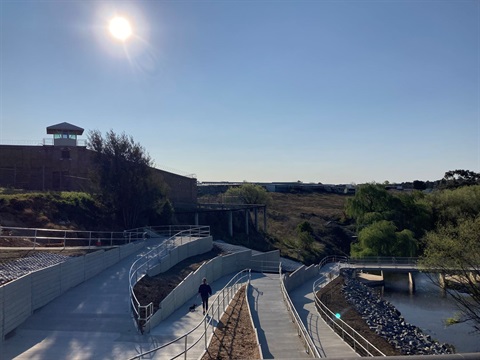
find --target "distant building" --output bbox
[0,123,197,208]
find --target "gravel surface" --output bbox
[0,252,73,285]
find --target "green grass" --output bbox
[0,190,112,230]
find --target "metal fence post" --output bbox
[184,335,188,360]
[204,316,208,349]
[220,288,223,312]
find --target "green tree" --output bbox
[420,216,480,331]
[426,185,480,227]
[440,169,480,189]
[87,129,167,228]
[351,220,396,257]
[224,183,271,205]
[346,183,427,257]
[345,183,394,229]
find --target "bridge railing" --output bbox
[128,225,210,333]
[348,256,418,267]
[313,256,386,357]
[0,225,147,249]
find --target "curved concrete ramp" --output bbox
[289,262,358,358]
[248,273,311,359]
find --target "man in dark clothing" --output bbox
[198,277,212,315]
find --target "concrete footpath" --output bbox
[248,272,311,359]
[1,238,228,360]
[289,263,359,358]
[2,238,359,360]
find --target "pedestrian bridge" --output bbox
[348,256,419,272]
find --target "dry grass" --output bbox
[266,192,353,263]
[201,286,260,360]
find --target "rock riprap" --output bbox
[0,252,71,285]
[341,269,454,355]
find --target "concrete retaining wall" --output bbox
[84,251,107,280]
[31,265,61,309]
[148,249,254,329]
[60,256,85,292]
[147,236,213,277]
[250,250,280,272]
[2,275,32,336]
[283,264,319,293]
[0,240,147,341]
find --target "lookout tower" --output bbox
[46,122,84,147]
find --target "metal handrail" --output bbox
[250,259,280,273]
[147,225,211,238]
[128,226,210,332]
[279,262,320,358]
[128,269,251,360]
[312,256,385,357]
[0,225,147,249]
[349,256,418,266]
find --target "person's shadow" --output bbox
[247,284,272,358]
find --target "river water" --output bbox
[378,273,480,353]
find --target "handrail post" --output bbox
[184,335,188,360]
[63,230,66,249]
[222,288,225,313]
[110,232,113,246]
[204,315,208,349]
[34,229,37,249]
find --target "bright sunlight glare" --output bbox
[108,16,132,41]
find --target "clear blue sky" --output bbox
[1,0,479,184]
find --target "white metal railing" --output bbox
[349,256,418,267]
[250,259,280,273]
[279,263,320,358]
[0,225,147,249]
[129,226,210,332]
[312,256,385,357]
[128,269,251,360]
[146,225,210,239]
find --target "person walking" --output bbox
[198,277,212,315]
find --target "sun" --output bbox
[108,16,132,41]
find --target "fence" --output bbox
[147,225,210,239]
[128,226,211,332]
[0,226,147,249]
[312,256,385,357]
[128,269,251,360]
[279,263,320,358]
[349,256,418,267]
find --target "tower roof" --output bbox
[46,122,84,135]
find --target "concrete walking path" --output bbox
[248,272,311,359]
[2,237,248,360]
[3,236,359,360]
[289,263,358,358]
